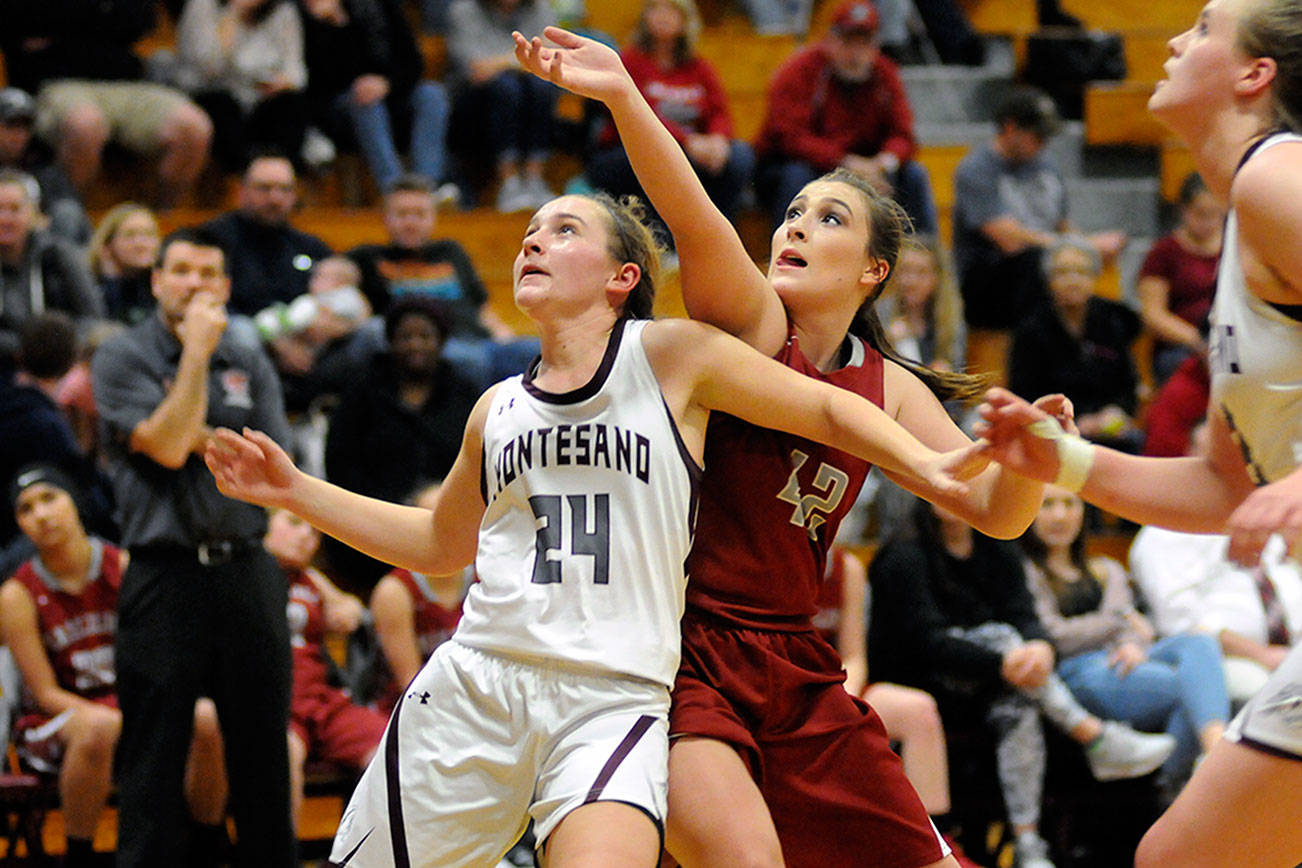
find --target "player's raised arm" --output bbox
[205,390,494,575]
[513,27,786,351]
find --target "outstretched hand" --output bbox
[204,427,301,509]
[973,387,1078,484]
[512,27,635,104]
[921,438,991,498]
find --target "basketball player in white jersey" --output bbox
[975,1,1302,864]
[205,191,988,868]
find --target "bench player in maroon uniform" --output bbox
[0,464,226,868]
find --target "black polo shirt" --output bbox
[91,313,291,549]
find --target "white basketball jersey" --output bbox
[454,318,701,687]
[1209,131,1302,484]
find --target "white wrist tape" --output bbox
[1027,419,1095,493]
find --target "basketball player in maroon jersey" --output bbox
[515,28,1058,868]
[0,464,227,868]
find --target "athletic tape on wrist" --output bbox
[1027,419,1095,493]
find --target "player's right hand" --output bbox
[205,427,301,509]
[513,27,635,105]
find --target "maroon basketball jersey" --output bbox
[387,568,464,659]
[685,329,883,628]
[12,540,121,700]
[287,568,329,685]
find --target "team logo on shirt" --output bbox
[778,449,850,540]
[220,369,253,409]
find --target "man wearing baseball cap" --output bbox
[0,88,90,244]
[754,0,939,234]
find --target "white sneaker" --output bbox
[496,174,534,212]
[1014,831,1056,868]
[301,127,336,169]
[1086,721,1176,781]
[435,181,462,211]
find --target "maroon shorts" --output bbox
[14,694,119,775]
[670,614,945,868]
[290,681,388,769]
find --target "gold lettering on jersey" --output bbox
[777,449,851,541]
[46,611,117,652]
[489,424,651,499]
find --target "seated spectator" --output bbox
[200,153,334,317]
[1129,422,1302,707]
[0,1,212,207]
[175,0,310,170]
[0,170,104,360]
[446,0,559,211]
[1009,236,1143,453]
[262,507,387,833]
[1141,343,1208,458]
[323,297,480,586]
[878,234,966,374]
[369,486,468,712]
[348,174,539,389]
[869,499,1176,868]
[875,0,985,66]
[89,202,162,325]
[0,465,228,868]
[1136,172,1222,385]
[754,0,939,234]
[815,545,980,867]
[255,255,379,413]
[1021,484,1230,795]
[301,0,454,195]
[586,0,755,229]
[953,86,1126,332]
[0,87,91,244]
[0,315,115,572]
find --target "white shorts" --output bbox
[328,640,670,868]
[1225,642,1302,761]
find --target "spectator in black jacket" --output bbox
[301,0,454,194]
[200,153,333,317]
[0,0,212,206]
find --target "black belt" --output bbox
[131,538,260,567]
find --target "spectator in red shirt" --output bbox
[586,0,755,226]
[754,0,937,233]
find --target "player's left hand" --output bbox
[1226,466,1302,565]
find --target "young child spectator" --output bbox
[754,0,939,234]
[869,498,1176,868]
[0,170,103,359]
[0,1,212,207]
[1136,172,1223,385]
[0,88,91,245]
[953,86,1126,332]
[348,173,539,389]
[1008,235,1143,453]
[262,507,388,833]
[1021,484,1230,795]
[301,0,454,195]
[175,0,310,170]
[0,465,228,868]
[89,202,162,326]
[445,0,559,210]
[586,0,755,227]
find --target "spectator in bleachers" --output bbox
[1136,172,1222,385]
[754,0,939,234]
[0,88,92,245]
[1021,484,1230,796]
[175,0,311,171]
[446,0,559,211]
[89,202,162,325]
[586,0,755,228]
[0,315,115,575]
[262,507,388,833]
[1008,235,1143,453]
[254,254,380,413]
[300,0,455,196]
[953,86,1126,331]
[369,485,467,712]
[732,0,814,36]
[0,170,104,360]
[323,297,479,586]
[869,498,1176,868]
[348,173,539,389]
[1129,422,1302,707]
[878,234,966,374]
[815,545,981,867]
[875,0,985,66]
[0,464,228,868]
[200,153,334,317]
[0,0,212,208]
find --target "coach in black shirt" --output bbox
[91,228,295,867]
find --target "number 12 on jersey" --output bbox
[529,493,611,585]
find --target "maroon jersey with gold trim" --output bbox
[12,540,121,700]
[387,569,464,660]
[685,330,883,629]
